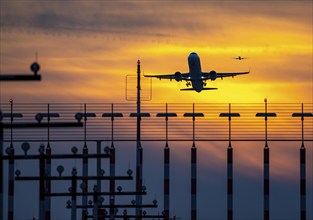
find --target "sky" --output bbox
[1,0,312,103]
[0,0,313,219]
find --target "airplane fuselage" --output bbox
[188,52,203,92]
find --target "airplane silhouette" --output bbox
[144,52,250,92]
[233,56,248,60]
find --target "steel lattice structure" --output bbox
[0,102,312,220]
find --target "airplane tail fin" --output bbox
[180,88,218,91]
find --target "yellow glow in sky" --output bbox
[0,1,312,103]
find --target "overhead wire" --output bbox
[1,102,312,142]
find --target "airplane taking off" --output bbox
[234,56,247,60]
[144,52,250,92]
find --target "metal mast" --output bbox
[136,60,143,219]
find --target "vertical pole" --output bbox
[191,104,197,220]
[300,104,306,220]
[45,145,51,220]
[227,147,233,220]
[264,99,269,220]
[191,146,197,220]
[0,121,3,220]
[39,144,45,220]
[82,146,88,220]
[93,185,98,220]
[109,145,115,219]
[110,104,116,220]
[264,147,269,220]
[227,104,233,220]
[82,104,88,220]
[192,104,195,147]
[164,104,170,220]
[45,104,51,220]
[265,99,268,147]
[136,60,142,219]
[96,140,102,219]
[8,147,14,220]
[164,146,170,220]
[123,209,128,220]
[8,99,14,220]
[71,168,77,220]
[300,146,306,220]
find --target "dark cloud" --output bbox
[0,1,216,38]
[2,1,310,43]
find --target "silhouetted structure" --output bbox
[0,61,42,220]
[292,104,313,220]
[1,102,312,219]
[256,99,277,220]
[0,62,41,81]
[1,61,313,219]
[184,104,204,220]
[220,104,240,220]
[157,104,177,220]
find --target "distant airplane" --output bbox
[144,52,250,92]
[233,56,247,60]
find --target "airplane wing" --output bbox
[144,72,190,81]
[181,87,217,91]
[202,70,250,80]
[216,71,250,79]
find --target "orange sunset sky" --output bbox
[0,1,313,219]
[0,1,312,104]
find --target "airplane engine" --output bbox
[210,70,217,81]
[174,72,182,82]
